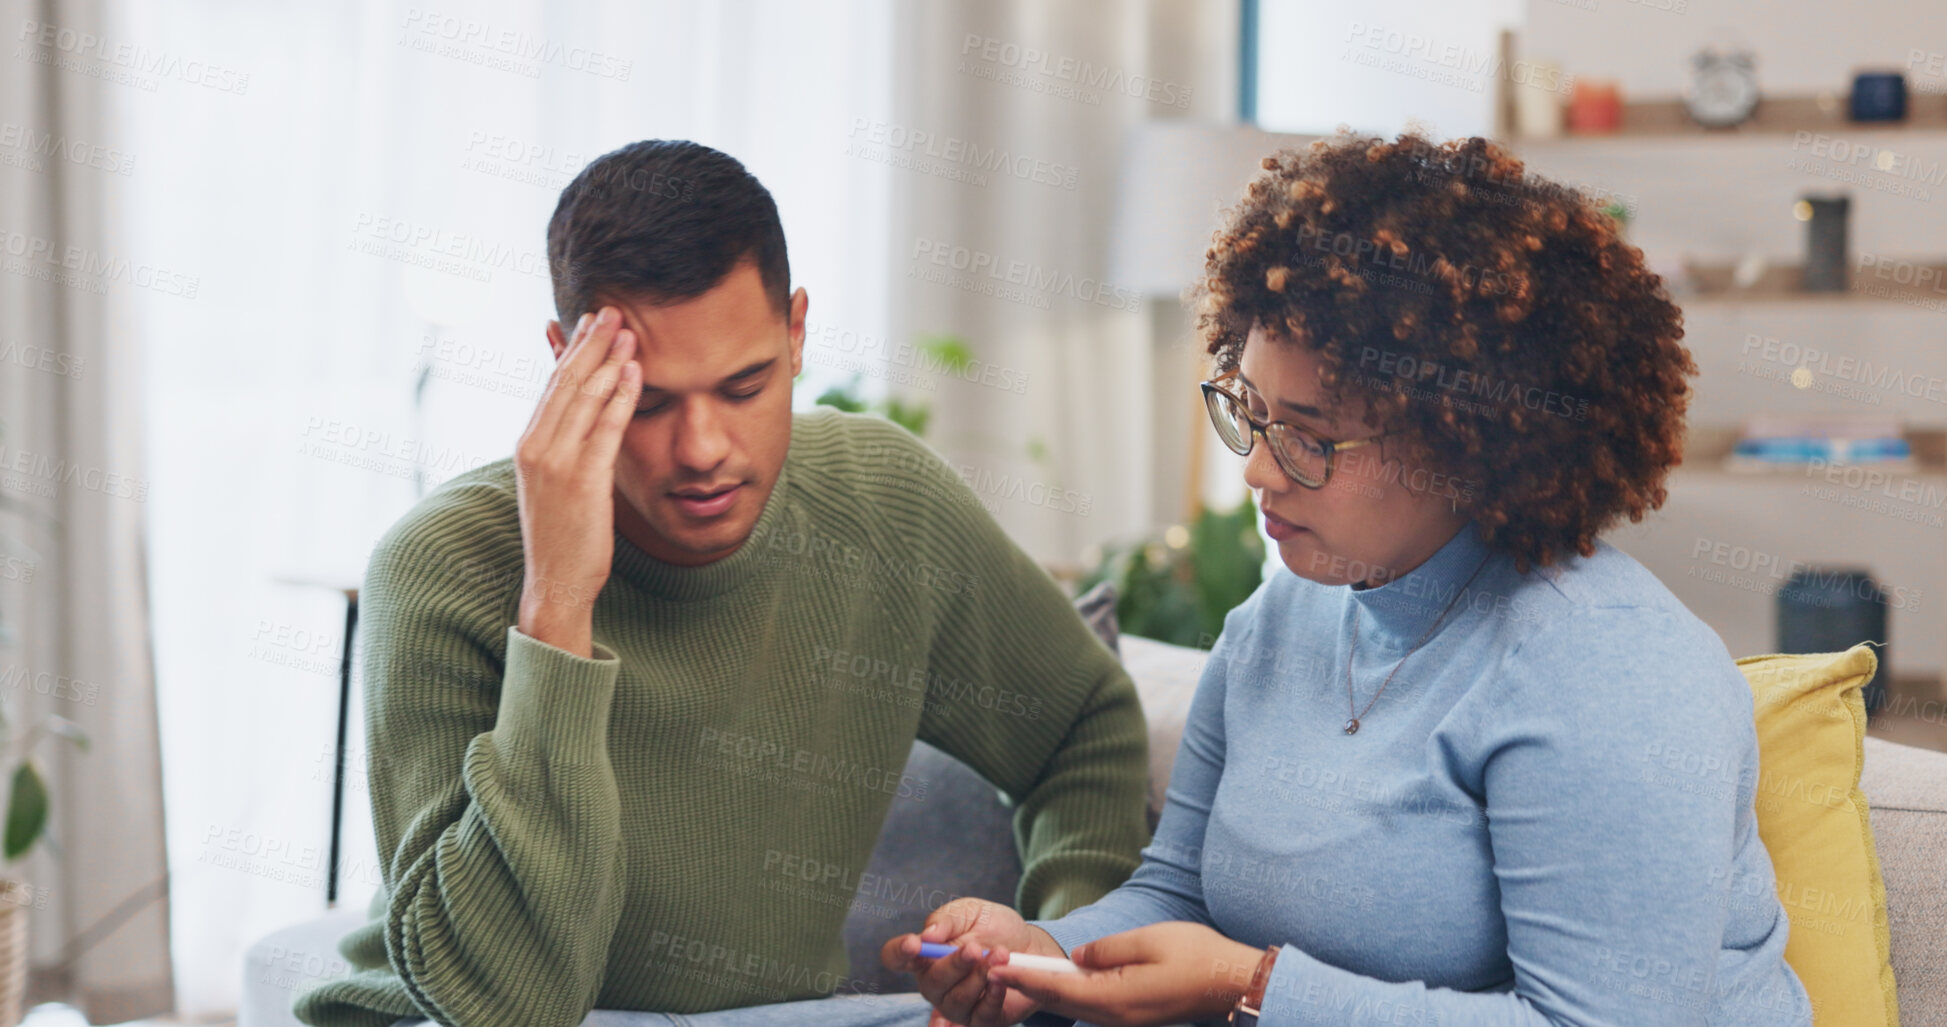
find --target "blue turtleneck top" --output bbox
[1032,525,1811,1026]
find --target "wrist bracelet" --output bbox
[1228,945,1280,1026]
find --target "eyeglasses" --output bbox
[1200,369,1394,489]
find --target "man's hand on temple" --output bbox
[514,305,640,658]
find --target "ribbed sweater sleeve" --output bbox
[863,421,1150,920]
[345,496,627,1027]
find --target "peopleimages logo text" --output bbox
[958,33,1193,109]
[847,118,1079,190]
[1690,536,1922,610]
[910,239,1139,312]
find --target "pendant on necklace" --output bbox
[1344,718,1360,735]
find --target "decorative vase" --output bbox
[1778,568,1888,716]
[1849,71,1908,122]
[1514,59,1565,139]
[0,881,26,1027]
[1801,193,1851,292]
[1566,79,1622,133]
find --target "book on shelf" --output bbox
[1725,413,1913,472]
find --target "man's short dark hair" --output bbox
[546,140,790,326]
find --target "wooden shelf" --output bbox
[1677,426,1947,477]
[1678,261,1947,306]
[1885,674,1945,702]
[1517,94,1947,142]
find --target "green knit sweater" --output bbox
[292,409,1150,1027]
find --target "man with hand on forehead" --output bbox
[291,140,1148,1027]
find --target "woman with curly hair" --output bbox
[889,132,1812,1027]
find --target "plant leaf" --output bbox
[4,763,49,861]
[919,335,974,374]
[814,382,868,413]
[882,397,930,438]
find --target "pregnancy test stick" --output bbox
[915,941,1081,974]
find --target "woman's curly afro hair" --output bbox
[1194,131,1695,572]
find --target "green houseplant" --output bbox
[0,668,91,1027]
[1077,495,1266,648]
[0,418,89,1027]
[808,334,976,439]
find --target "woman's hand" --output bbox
[882,897,1059,1027]
[984,921,1266,1027]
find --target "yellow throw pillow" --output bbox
[1739,645,1897,1027]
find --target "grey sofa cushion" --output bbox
[1116,636,1209,829]
[1071,580,1120,658]
[840,740,1025,996]
[1860,734,1947,1027]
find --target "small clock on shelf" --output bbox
[1686,47,1760,129]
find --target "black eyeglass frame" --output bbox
[1199,368,1396,489]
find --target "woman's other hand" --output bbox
[986,921,1265,1027]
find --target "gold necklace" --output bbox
[1342,551,1493,735]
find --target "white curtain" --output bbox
[120,0,892,1016]
[886,0,1239,568]
[0,0,173,1019]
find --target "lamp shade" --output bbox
[1109,120,1318,295]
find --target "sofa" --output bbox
[243,635,1947,1026]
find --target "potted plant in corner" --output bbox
[0,699,88,1027]
[0,416,89,1027]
